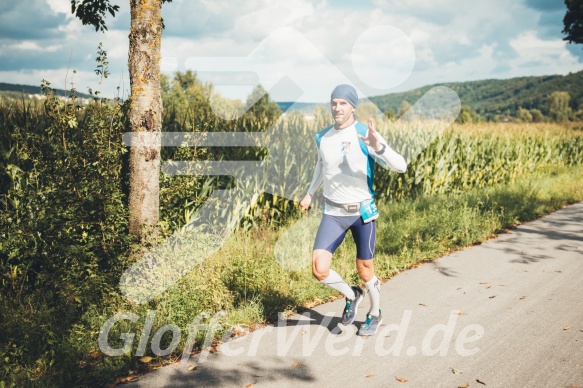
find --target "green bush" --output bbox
[0,85,132,386]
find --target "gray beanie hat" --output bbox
[331,84,358,108]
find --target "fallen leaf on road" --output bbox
[139,356,153,364]
[476,378,486,385]
[454,311,465,316]
[365,374,375,378]
[396,376,408,382]
[555,270,562,273]
[187,365,197,371]
[563,326,570,330]
[485,285,492,289]
[292,362,301,367]
[451,367,462,375]
[117,375,139,383]
[300,330,307,336]
[479,282,488,284]
[458,384,469,388]
[245,381,256,388]
[419,303,427,307]
[489,296,496,299]
[519,296,526,300]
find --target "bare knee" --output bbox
[312,250,332,281]
[356,259,375,282]
[312,261,329,281]
[313,269,328,282]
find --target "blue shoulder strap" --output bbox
[315,125,334,148]
[355,121,376,196]
[314,121,376,196]
[355,122,369,156]
[316,123,369,153]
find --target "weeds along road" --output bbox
[129,201,583,388]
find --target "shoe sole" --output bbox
[357,318,383,336]
[341,292,363,326]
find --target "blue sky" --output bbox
[0,0,581,102]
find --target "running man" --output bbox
[300,84,407,336]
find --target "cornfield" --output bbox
[164,115,583,232]
[377,121,583,200]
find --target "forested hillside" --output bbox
[369,70,583,121]
[5,70,583,122]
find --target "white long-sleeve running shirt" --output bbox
[307,121,407,216]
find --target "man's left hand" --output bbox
[357,118,383,151]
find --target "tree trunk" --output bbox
[128,0,163,242]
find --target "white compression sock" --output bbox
[365,276,381,316]
[320,269,356,299]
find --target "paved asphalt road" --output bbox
[128,202,583,388]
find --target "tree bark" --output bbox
[128,0,163,241]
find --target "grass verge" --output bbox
[5,164,583,387]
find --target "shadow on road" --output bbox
[276,309,344,334]
[477,211,583,264]
[151,358,316,388]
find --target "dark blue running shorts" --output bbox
[313,214,376,260]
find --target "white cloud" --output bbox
[57,18,84,34]
[46,0,72,16]
[1,0,581,102]
[508,31,581,74]
[233,0,316,40]
[351,25,416,89]
[510,31,571,58]
[11,41,60,52]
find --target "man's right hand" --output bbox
[299,194,312,212]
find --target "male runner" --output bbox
[299,84,407,336]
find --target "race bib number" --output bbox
[360,199,379,223]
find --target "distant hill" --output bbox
[369,70,583,119]
[276,101,321,113]
[0,82,93,100]
[5,70,582,120]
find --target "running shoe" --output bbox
[341,286,363,325]
[358,310,383,336]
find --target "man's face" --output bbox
[330,98,355,128]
